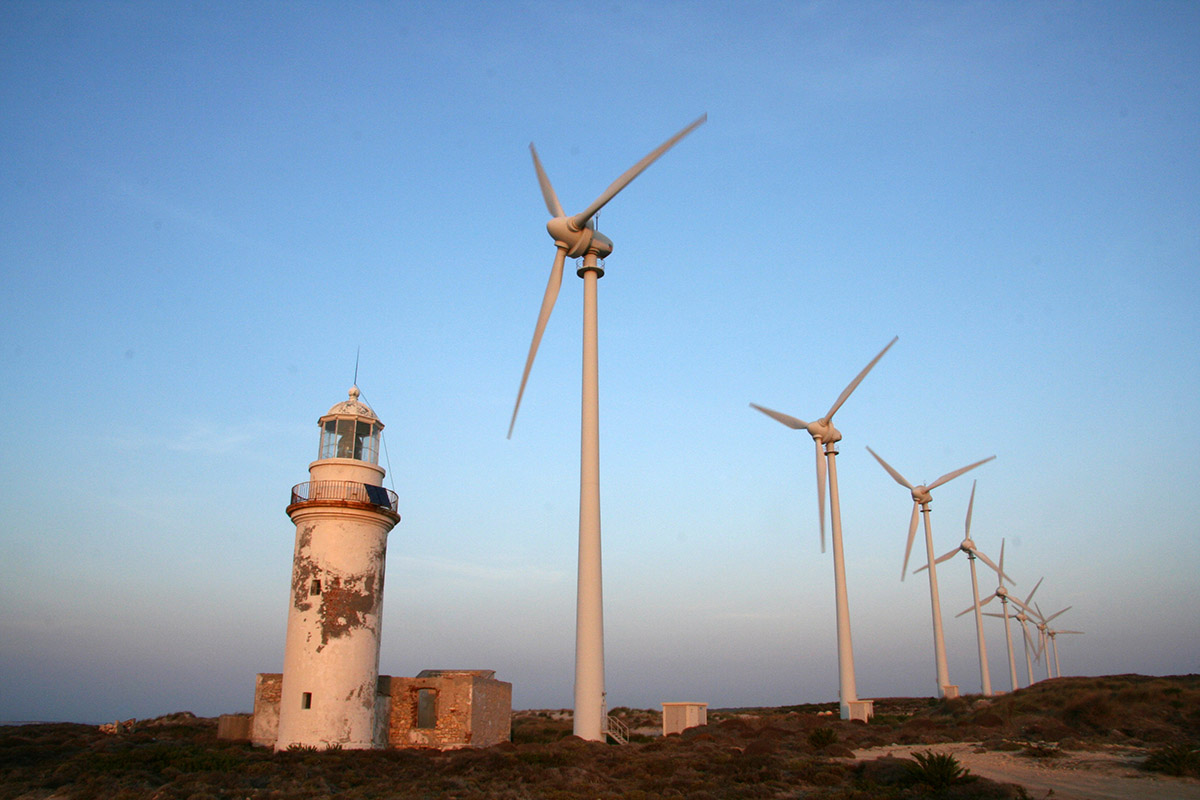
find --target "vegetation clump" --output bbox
[904,750,974,790]
[1142,742,1200,777]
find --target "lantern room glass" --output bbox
[319,419,380,464]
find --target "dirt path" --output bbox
[851,742,1200,800]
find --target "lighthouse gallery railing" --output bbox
[290,480,399,513]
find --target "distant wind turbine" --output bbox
[1032,603,1073,680]
[920,481,1010,695]
[988,576,1043,687]
[751,336,897,721]
[960,538,1025,692]
[866,447,994,697]
[508,115,706,741]
[1045,628,1084,677]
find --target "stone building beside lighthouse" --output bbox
[238,386,510,750]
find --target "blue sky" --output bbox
[2,1,1197,722]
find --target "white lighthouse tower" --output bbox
[275,386,401,750]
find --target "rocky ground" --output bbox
[1,674,1197,799]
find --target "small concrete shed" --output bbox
[662,702,708,736]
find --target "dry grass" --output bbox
[2,674,1196,799]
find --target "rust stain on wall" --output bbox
[290,524,318,611]
[318,574,378,649]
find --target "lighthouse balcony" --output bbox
[289,480,399,514]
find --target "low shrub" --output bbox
[807,727,837,749]
[1142,743,1200,777]
[904,750,973,790]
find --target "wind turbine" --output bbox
[751,336,897,721]
[1032,603,1073,680]
[920,480,1010,695]
[958,538,1026,692]
[866,447,994,698]
[507,116,706,741]
[987,576,1043,688]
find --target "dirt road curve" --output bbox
[852,742,1200,800]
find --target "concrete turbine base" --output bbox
[941,684,960,699]
[845,700,874,722]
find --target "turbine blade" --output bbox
[1057,630,1084,635]
[1023,577,1044,607]
[973,547,1011,584]
[529,144,565,218]
[816,440,827,553]
[998,538,1006,585]
[964,480,977,539]
[927,455,996,490]
[1044,605,1072,624]
[901,501,920,581]
[955,603,974,618]
[571,114,707,230]
[866,446,914,489]
[825,336,898,420]
[979,593,996,608]
[933,546,960,565]
[507,247,567,439]
[750,403,808,430]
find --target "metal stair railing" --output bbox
[605,714,629,745]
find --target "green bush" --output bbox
[904,750,973,790]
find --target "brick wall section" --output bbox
[247,669,511,749]
[251,673,282,747]
[385,672,511,749]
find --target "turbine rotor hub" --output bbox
[547,217,614,260]
[807,418,841,444]
[911,486,932,504]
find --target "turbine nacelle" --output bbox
[807,418,841,445]
[910,485,933,505]
[546,217,614,261]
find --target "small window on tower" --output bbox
[301,692,312,710]
[310,579,321,596]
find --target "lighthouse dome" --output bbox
[323,385,379,423]
[317,386,383,463]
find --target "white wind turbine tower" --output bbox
[920,480,1010,696]
[987,576,1043,688]
[1045,627,1084,678]
[751,336,897,721]
[507,116,706,741]
[959,539,1028,692]
[865,448,995,698]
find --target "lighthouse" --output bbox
[274,386,401,750]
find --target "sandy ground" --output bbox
[851,742,1200,800]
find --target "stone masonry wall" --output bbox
[251,673,282,748]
